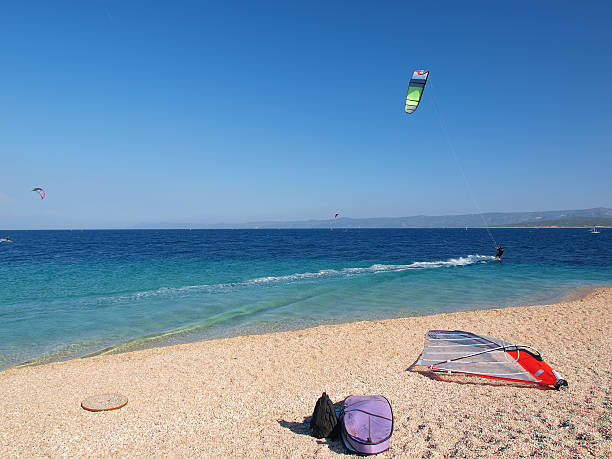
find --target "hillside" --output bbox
[136,207,612,229]
[492,217,612,228]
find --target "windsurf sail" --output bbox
[414,330,567,389]
[405,70,429,114]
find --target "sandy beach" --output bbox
[1,288,610,458]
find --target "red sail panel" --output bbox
[507,350,558,387]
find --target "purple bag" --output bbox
[340,395,393,455]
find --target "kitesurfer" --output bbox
[495,245,504,260]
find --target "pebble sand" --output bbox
[1,289,610,457]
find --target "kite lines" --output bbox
[404,71,498,250]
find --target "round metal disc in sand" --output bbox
[81,393,128,412]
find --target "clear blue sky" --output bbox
[1,1,610,228]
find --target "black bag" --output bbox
[310,392,339,439]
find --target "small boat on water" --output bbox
[590,225,600,234]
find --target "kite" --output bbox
[32,187,46,200]
[413,330,568,390]
[334,214,339,219]
[405,70,429,114]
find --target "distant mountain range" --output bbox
[137,207,612,229]
[492,217,612,228]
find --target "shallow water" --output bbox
[1,228,610,369]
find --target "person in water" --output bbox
[495,245,504,260]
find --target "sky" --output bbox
[1,1,611,229]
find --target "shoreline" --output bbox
[1,288,610,457]
[8,284,604,372]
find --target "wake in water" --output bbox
[100,254,496,303]
[80,254,499,358]
[248,254,495,283]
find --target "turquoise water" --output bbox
[0,229,610,369]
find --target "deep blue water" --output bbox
[1,228,610,369]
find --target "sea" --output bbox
[1,228,610,370]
